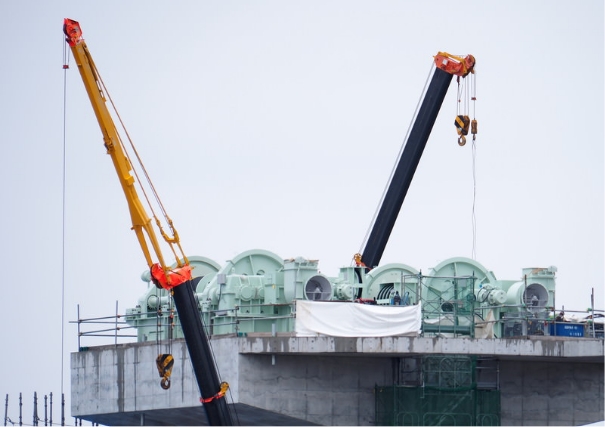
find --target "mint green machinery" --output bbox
[418,258,556,338]
[500,266,557,337]
[125,250,557,340]
[421,257,499,337]
[120,51,554,341]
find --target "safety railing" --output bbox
[71,302,138,350]
[72,300,603,350]
[72,301,297,348]
[470,305,604,339]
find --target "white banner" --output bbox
[295,300,422,337]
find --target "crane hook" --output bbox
[455,114,470,147]
[156,353,174,390]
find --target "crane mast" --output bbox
[63,19,233,426]
[357,52,476,272]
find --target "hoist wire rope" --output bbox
[471,139,477,260]
[155,286,162,356]
[90,61,172,233]
[464,79,469,116]
[90,61,188,270]
[154,288,175,358]
[152,288,174,394]
[456,78,462,116]
[465,76,470,115]
[60,32,70,407]
[471,71,478,260]
[87,59,179,385]
[456,67,478,260]
[357,62,436,257]
[472,69,477,119]
[168,295,174,356]
[456,76,470,117]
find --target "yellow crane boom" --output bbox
[64,20,236,419]
[63,18,191,289]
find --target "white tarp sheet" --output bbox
[295,300,422,337]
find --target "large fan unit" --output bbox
[305,275,332,300]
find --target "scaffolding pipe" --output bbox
[33,392,38,426]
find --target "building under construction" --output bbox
[69,251,604,426]
[63,18,604,426]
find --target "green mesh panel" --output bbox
[376,356,500,426]
[375,386,500,426]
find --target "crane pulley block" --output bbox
[455,115,471,146]
[455,115,470,135]
[151,263,193,290]
[471,119,478,141]
[156,353,175,390]
[434,52,476,77]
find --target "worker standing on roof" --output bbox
[393,291,401,306]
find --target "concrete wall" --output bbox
[500,360,604,426]
[71,341,201,414]
[236,355,605,426]
[238,354,393,426]
[71,336,604,426]
[237,334,605,359]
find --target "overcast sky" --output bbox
[0,1,603,424]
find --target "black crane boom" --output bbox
[359,53,475,271]
[172,282,234,425]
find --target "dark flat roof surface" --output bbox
[78,403,319,426]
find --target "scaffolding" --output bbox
[375,355,500,426]
[419,273,478,337]
[3,392,75,427]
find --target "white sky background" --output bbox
[0,0,603,423]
